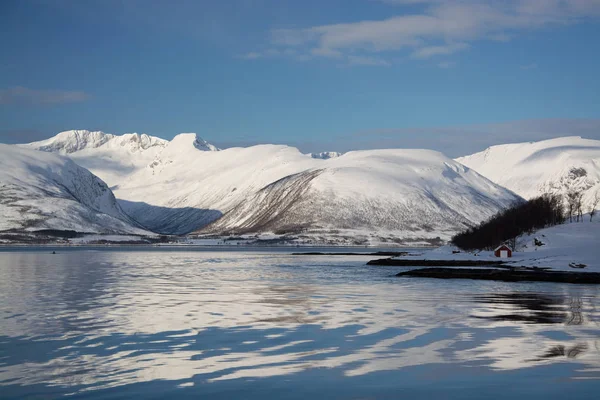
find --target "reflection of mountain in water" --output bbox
[539,343,588,359]
[2,251,600,398]
[465,291,599,370]
[470,293,584,325]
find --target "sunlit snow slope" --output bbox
[0,144,150,234]
[456,137,600,210]
[197,149,521,243]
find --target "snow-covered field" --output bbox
[402,217,599,272]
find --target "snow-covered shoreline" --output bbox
[381,216,599,274]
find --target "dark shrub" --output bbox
[451,194,564,251]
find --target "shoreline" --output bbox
[366,258,506,267]
[396,267,600,284]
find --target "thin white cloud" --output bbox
[347,55,392,67]
[251,0,600,66]
[411,42,469,59]
[0,87,90,105]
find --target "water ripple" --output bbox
[1,249,599,399]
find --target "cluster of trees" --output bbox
[453,189,600,251]
[451,194,565,251]
[571,190,599,222]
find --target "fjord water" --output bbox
[1,248,599,399]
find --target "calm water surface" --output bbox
[1,247,599,399]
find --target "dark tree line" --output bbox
[451,194,564,251]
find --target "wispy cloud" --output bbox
[411,43,469,59]
[0,86,90,105]
[244,0,600,67]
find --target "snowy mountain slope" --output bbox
[21,131,521,239]
[198,149,521,242]
[23,130,172,188]
[0,144,150,234]
[456,137,600,211]
[23,130,221,192]
[116,135,319,233]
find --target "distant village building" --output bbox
[494,244,512,258]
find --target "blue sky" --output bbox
[1,0,599,156]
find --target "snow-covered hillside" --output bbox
[514,217,600,272]
[412,216,600,273]
[22,130,521,240]
[0,144,150,235]
[197,150,521,243]
[108,135,519,240]
[456,137,600,211]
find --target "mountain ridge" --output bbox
[12,130,537,242]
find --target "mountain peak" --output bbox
[170,133,220,151]
[24,130,168,154]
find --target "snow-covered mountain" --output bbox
[21,130,521,241]
[24,130,173,188]
[0,144,150,234]
[456,137,600,211]
[197,149,520,243]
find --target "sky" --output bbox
[1,0,600,157]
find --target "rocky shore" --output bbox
[396,267,600,284]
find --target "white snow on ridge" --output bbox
[456,136,600,210]
[0,144,150,234]
[26,130,168,154]
[22,130,172,188]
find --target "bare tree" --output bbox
[590,191,600,222]
[507,236,517,251]
[566,190,580,223]
[575,191,584,222]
